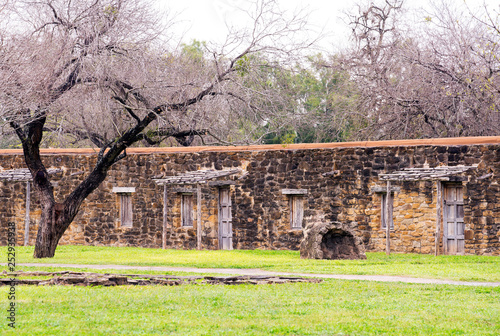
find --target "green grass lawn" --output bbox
[1,246,499,335]
[0,280,499,335]
[2,245,499,282]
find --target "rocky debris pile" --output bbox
[0,271,322,287]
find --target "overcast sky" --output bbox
[161,0,497,52]
[162,0,351,51]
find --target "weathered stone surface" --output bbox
[300,222,367,260]
[0,271,321,286]
[0,140,499,255]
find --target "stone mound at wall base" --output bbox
[300,222,367,260]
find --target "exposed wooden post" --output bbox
[24,181,31,246]
[162,184,168,249]
[435,181,442,256]
[386,180,391,255]
[197,183,202,250]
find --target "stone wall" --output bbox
[0,137,499,255]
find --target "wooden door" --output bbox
[218,188,233,250]
[443,184,465,255]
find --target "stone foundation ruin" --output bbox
[0,271,322,286]
[300,222,367,260]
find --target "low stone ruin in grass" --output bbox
[0,271,322,286]
[300,222,367,260]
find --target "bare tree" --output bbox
[338,0,500,139]
[0,0,314,257]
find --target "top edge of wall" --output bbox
[1,136,500,155]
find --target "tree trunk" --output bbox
[10,114,61,258]
[31,163,115,258]
[33,202,59,258]
[33,200,81,258]
[31,167,114,258]
[13,95,201,257]
[15,110,159,258]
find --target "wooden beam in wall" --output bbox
[197,184,202,250]
[435,181,442,256]
[386,180,391,255]
[24,181,31,246]
[162,184,168,250]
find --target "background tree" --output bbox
[336,0,500,140]
[289,54,361,143]
[0,0,315,257]
[243,53,361,145]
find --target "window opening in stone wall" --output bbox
[119,194,133,228]
[181,194,194,227]
[290,196,304,230]
[112,187,135,229]
[282,189,307,230]
[381,193,394,230]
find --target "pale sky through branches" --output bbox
[163,0,350,51]
[161,0,499,52]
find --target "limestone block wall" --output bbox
[367,181,437,254]
[0,136,499,255]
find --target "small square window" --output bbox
[381,193,394,230]
[181,194,194,227]
[290,196,304,230]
